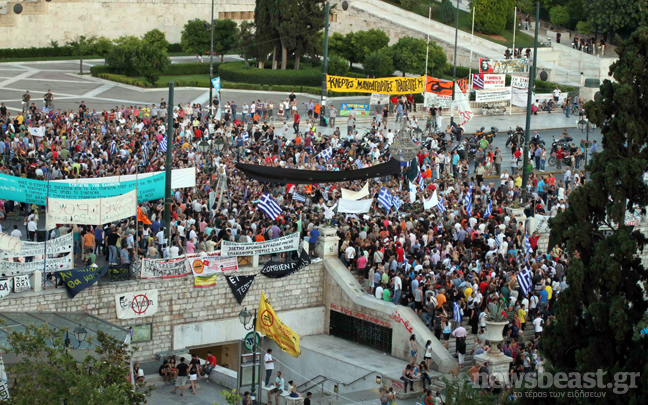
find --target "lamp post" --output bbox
[213,137,225,155]
[208,2,218,118]
[450,0,460,126]
[239,308,257,399]
[578,118,591,168]
[319,1,331,127]
[520,2,539,202]
[64,326,88,350]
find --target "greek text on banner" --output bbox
[326,75,426,95]
[221,233,300,257]
[46,189,137,229]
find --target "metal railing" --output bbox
[296,370,376,394]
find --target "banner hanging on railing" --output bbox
[46,189,137,229]
[115,289,158,319]
[187,254,239,277]
[226,275,256,304]
[0,279,11,299]
[472,74,505,89]
[140,257,191,279]
[479,58,529,74]
[0,233,72,259]
[221,233,300,257]
[326,75,426,94]
[0,251,74,274]
[58,266,108,299]
[475,88,512,103]
[260,249,311,278]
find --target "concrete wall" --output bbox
[0,0,255,48]
[0,262,325,361]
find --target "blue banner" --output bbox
[57,266,108,299]
[0,172,166,206]
[339,103,370,117]
[211,77,221,91]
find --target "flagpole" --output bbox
[510,6,517,117]
[135,170,139,263]
[424,6,431,77]
[468,7,475,90]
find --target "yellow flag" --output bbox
[256,291,301,358]
[194,275,218,288]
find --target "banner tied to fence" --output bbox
[326,75,426,95]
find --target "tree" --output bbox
[106,36,141,76]
[586,0,648,40]
[327,54,349,76]
[549,5,569,27]
[437,0,456,24]
[328,32,356,67]
[292,0,326,70]
[472,0,514,35]
[533,28,648,404]
[5,323,151,403]
[351,29,390,57]
[92,36,114,59]
[143,28,170,51]
[575,20,593,35]
[253,0,279,68]
[390,36,447,76]
[67,35,96,74]
[237,21,258,65]
[180,18,211,54]
[363,50,394,77]
[213,19,239,62]
[134,42,171,84]
[426,41,448,76]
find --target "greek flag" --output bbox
[160,136,167,153]
[418,174,425,190]
[317,147,332,160]
[524,232,533,257]
[354,159,363,169]
[42,106,49,114]
[518,267,532,297]
[378,187,393,212]
[484,200,492,218]
[392,196,402,212]
[243,187,249,203]
[464,185,473,217]
[453,301,462,323]
[495,233,501,248]
[437,196,445,213]
[142,144,149,165]
[258,191,282,220]
[110,140,117,156]
[293,192,306,203]
[242,131,249,143]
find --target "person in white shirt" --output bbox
[375,284,384,299]
[10,225,22,239]
[533,314,544,338]
[264,349,275,386]
[27,219,38,241]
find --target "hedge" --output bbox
[90,65,114,76]
[0,46,75,59]
[164,62,218,75]
[167,43,183,53]
[218,62,321,87]
[97,73,151,88]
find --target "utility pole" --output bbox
[209,0,216,118]
[319,1,330,127]
[450,0,460,126]
[521,2,539,202]
[164,82,174,243]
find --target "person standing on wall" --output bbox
[264,348,275,387]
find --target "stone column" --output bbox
[314,227,339,258]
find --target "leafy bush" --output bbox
[218,62,320,86]
[363,50,394,77]
[97,73,151,88]
[90,65,114,76]
[576,20,593,35]
[327,54,350,76]
[400,0,416,11]
[472,0,514,35]
[143,29,170,50]
[549,5,570,27]
[437,0,456,24]
[167,43,184,53]
[0,46,74,59]
[164,62,217,75]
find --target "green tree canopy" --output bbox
[472,0,514,35]
[535,28,648,404]
[327,54,350,76]
[180,18,211,54]
[549,5,569,27]
[134,42,171,84]
[389,36,445,76]
[363,50,394,78]
[142,28,169,50]
[6,324,151,403]
[213,19,239,61]
[351,29,390,57]
[67,35,96,74]
[437,0,456,24]
[106,35,141,76]
[329,32,357,66]
[586,0,648,40]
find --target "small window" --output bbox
[130,323,152,343]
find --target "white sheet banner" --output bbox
[46,189,137,229]
[473,74,505,89]
[13,275,31,293]
[0,356,8,401]
[28,127,45,137]
[53,167,196,189]
[186,253,238,277]
[0,233,73,259]
[341,183,369,200]
[115,289,158,319]
[423,190,439,210]
[423,93,452,108]
[511,87,528,107]
[337,199,373,214]
[453,83,473,126]
[475,88,512,103]
[535,214,551,234]
[511,76,529,89]
[0,279,12,298]
[370,93,390,105]
[140,256,191,279]
[221,232,300,257]
[0,251,74,274]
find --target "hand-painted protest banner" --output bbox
[511,76,529,89]
[0,251,73,274]
[58,266,108,299]
[479,58,529,74]
[226,275,256,304]
[12,275,31,293]
[369,93,390,105]
[423,93,452,108]
[115,289,158,319]
[339,103,370,117]
[341,183,369,200]
[140,257,191,279]
[187,254,238,277]
[0,234,23,256]
[337,198,373,214]
[0,233,72,259]
[0,356,8,401]
[221,232,300,257]
[54,167,195,188]
[534,214,551,234]
[472,74,505,89]
[194,274,218,288]
[475,88,512,103]
[452,82,473,126]
[256,291,301,357]
[326,75,426,95]
[0,168,195,206]
[46,190,137,229]
[261,249,311,279]
[0,279,12,298]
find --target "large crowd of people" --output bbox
[0,89,579,400]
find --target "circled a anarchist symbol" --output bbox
[131,294,150,315]
[261,310,274,327]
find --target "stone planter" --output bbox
[507,206,527,223]
[474,320,514,387]
[314,227,339,258]
[484,320,509,354]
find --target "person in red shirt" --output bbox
[293,112,300,134]
[396,243,405,264]
[555,146,565,170]
[202,351,217,378]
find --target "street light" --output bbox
[208,4,219,119]
[197,140,211,154]
[578,118,591,168]
[213,137,225,154]
[238,308,258,399]
[65,326,88,349]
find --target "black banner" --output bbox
[261,249,311,278]
[57,266,108,299]
[226,275,256,305]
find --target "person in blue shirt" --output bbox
[308,228,320,253]
[452,151,460,178]
[539,289,549,309]
[395,103,403,123]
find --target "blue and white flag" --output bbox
[258,192,282,220]
[518,267,532,297]
[453,301,462,323]
[110,140,117,156]
[142,144,149,165]
[437,196,445,213]
[292,192,306,203]
[354,159,363,169]
[377,187,393,212]
[495,233,501,248]
[524,232,533,258]
[160,136,167,153]
[317,147,332,160]
[42,106,49,114]
[243,187,249,203]
[241,131,249,143]
[418,174,425,190]
[211,77,221,91]
[484,200,492,218]
[392,196,402,212]
[464,185,473,217]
